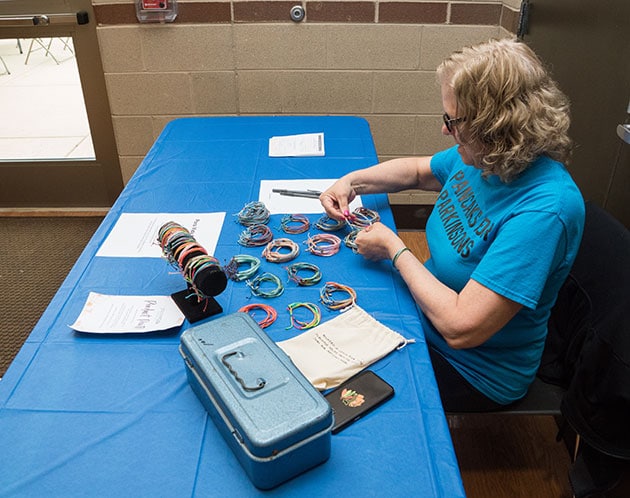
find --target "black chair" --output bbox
[449,201,630,497]
[544,202,630,497]
[488,376,565,416]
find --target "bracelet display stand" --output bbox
[158,221,228,323]
[171,287,223,323]
[171,262,227,323]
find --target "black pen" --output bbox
[272,188,322,199]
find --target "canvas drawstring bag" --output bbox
[278,305,413,390]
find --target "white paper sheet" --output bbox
[70,292,185,334]
[268,132,325,157]
[259,179,362,215]
[96,212,225,258]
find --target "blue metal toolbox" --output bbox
[179,312,334,489]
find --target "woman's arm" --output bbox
[320,156,442,221]
[357,223,523,349]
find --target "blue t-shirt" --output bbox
[423,146,584,404]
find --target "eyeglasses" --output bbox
[442,113,466,133]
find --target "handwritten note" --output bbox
[70,292,185,334]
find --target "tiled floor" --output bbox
[0,37,94,160]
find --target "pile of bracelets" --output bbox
[262,238,300,263]
[286,302,321,330]
[178,254,223,299]
[238,303,277,328]
[158,221,193,265]
[246,272,284,298]
[280,213,310,234]
[236,201,270,226]
[349,206,380,229]
[344,229,361,253]
[319,281,357,310]
[315,214,346,232]
[285,262,322,286]
[238,223,273,247]
[305,233,341,257]
[225,254,261,281]
[157,221,226,298]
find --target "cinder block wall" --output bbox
[93,0,521,207]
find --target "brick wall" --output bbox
[92,0,520,208]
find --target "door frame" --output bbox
[0,0,123,208]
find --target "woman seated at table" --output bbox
[319,38,585,412]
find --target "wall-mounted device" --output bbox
[136,0,178,23]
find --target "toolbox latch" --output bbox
[232,428,244,444]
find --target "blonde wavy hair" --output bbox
[437,38,572,182]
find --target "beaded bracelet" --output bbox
[305,233,341,257]
[238,303,278,329]
[236,201,270,226]
[319,281,357,310]
[285,262,322,286]
[225,254,261,281]
[315,214,346,232]
[237,223,273,247]
[246,272,284,298]
[280,213,310,234]
[262,238,300,263]
[286,302,321,330]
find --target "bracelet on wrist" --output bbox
[392,246,411,270]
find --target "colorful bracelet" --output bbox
[236,201,270,226]
[237,223,273,247]
[319,281,357,310]
[305,233,341,257]
[348,207,380,229]
[246,272,284,298]
[280,213,310,234]
[344,228,361,253]
[262,238,300,263]
[286,302,321,330]
[286,262,322,286]
[238,303,278,329]
[225,254,261,281]
[315,214,346,232]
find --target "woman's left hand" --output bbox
[354,222,405,261]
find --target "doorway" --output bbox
[0,37,95,161]
[0,0,123,208]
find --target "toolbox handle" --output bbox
[221,351,267,392]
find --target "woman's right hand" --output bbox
[319,177,357,221]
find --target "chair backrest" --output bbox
[544,202,630,458]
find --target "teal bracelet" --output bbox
[392,246,411,270]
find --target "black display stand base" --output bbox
[171,289,222,323]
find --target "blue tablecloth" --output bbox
[0,117,465,497]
